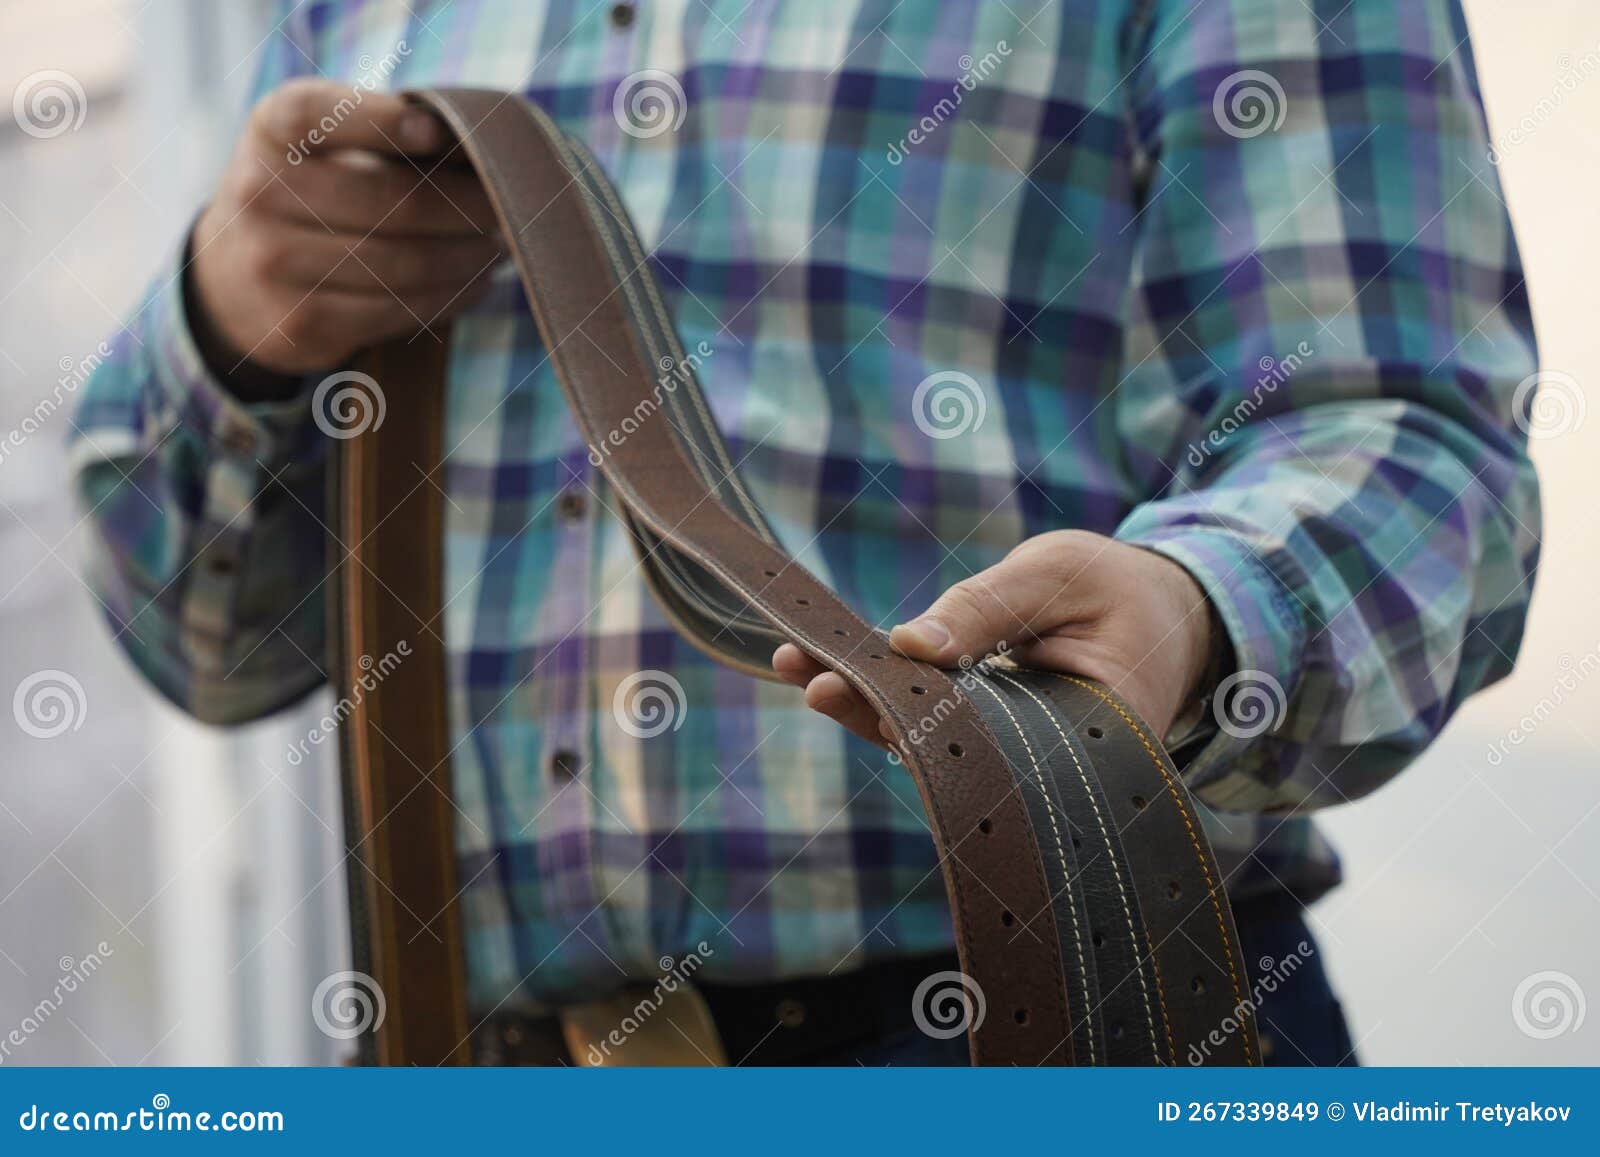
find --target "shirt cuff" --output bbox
[144,245,315,469]
[1114,521,1308,811]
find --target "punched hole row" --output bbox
[770,574,964,759]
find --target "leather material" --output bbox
[331,337,472,1066]
[333,87,1258,1068]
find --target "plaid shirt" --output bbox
[72,0,1539,1008]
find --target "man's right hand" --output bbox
[189,79,502,377]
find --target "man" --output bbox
[73,0,1539,1066]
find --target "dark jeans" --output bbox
[807,895,1357,1066]
[1232,895,1357,1067]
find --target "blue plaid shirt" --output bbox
[72,0,1540,1009]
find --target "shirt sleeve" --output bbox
[1113,0,1542,812]
[68,13,325,726]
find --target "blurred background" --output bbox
[0,0,1595,1065]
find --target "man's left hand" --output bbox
[771,530,1217,749]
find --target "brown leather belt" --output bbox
[329,88,1257,1068]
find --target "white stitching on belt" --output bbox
[966,675,1095,1063]
[988,668,1161,1062]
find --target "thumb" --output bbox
[889,556,1056,667]
[253,80,447,160]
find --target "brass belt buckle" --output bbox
[559,981,728,1066]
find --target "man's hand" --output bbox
[189,79,503,376]
[772,530,1217,747]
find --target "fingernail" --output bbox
[814,696,848,718]
[893,617,950,652]
[400,111,441,150]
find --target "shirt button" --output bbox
[219,425,257,456]
[775,998,806,1029]
[557,490,587,522]
[608,2,635,29]
[549,749,581,780]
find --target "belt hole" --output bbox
[947,742,964,757]
[978,817,993,835]
[1071,836,1081,851]
[868,651,885,660]
[1191,976,1207,994]
[1013,1008,1030,1026]
[1086,725,1104,740]
[795,597,810,606]
[763,569,778,577]
[1000,910,1015,927]
[1131,794,1147,810]
[1111,1022,1125,1041]
[1167,880,1182,900]
[1091,930,1104,948]
[833,629,847,637]
[910,685,927,695]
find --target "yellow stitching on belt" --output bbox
[1051,674,1255,1066]
[1146,928,1179,1066]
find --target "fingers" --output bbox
[802,671,889,748]
[191,79,507,375]
[772,645,892,750]
[249,78,449,160]
[237,154,499,236]
[889,532,1107,667]
[220,272,495,373]
[887,557,1051,666]
[771,642,825,687]
[243,224,504,294]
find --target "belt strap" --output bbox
[332,87,1257,1067]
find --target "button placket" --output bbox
[557,489,588,522]
[549,748,581,782]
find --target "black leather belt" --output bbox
[331,88,1258,1067]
